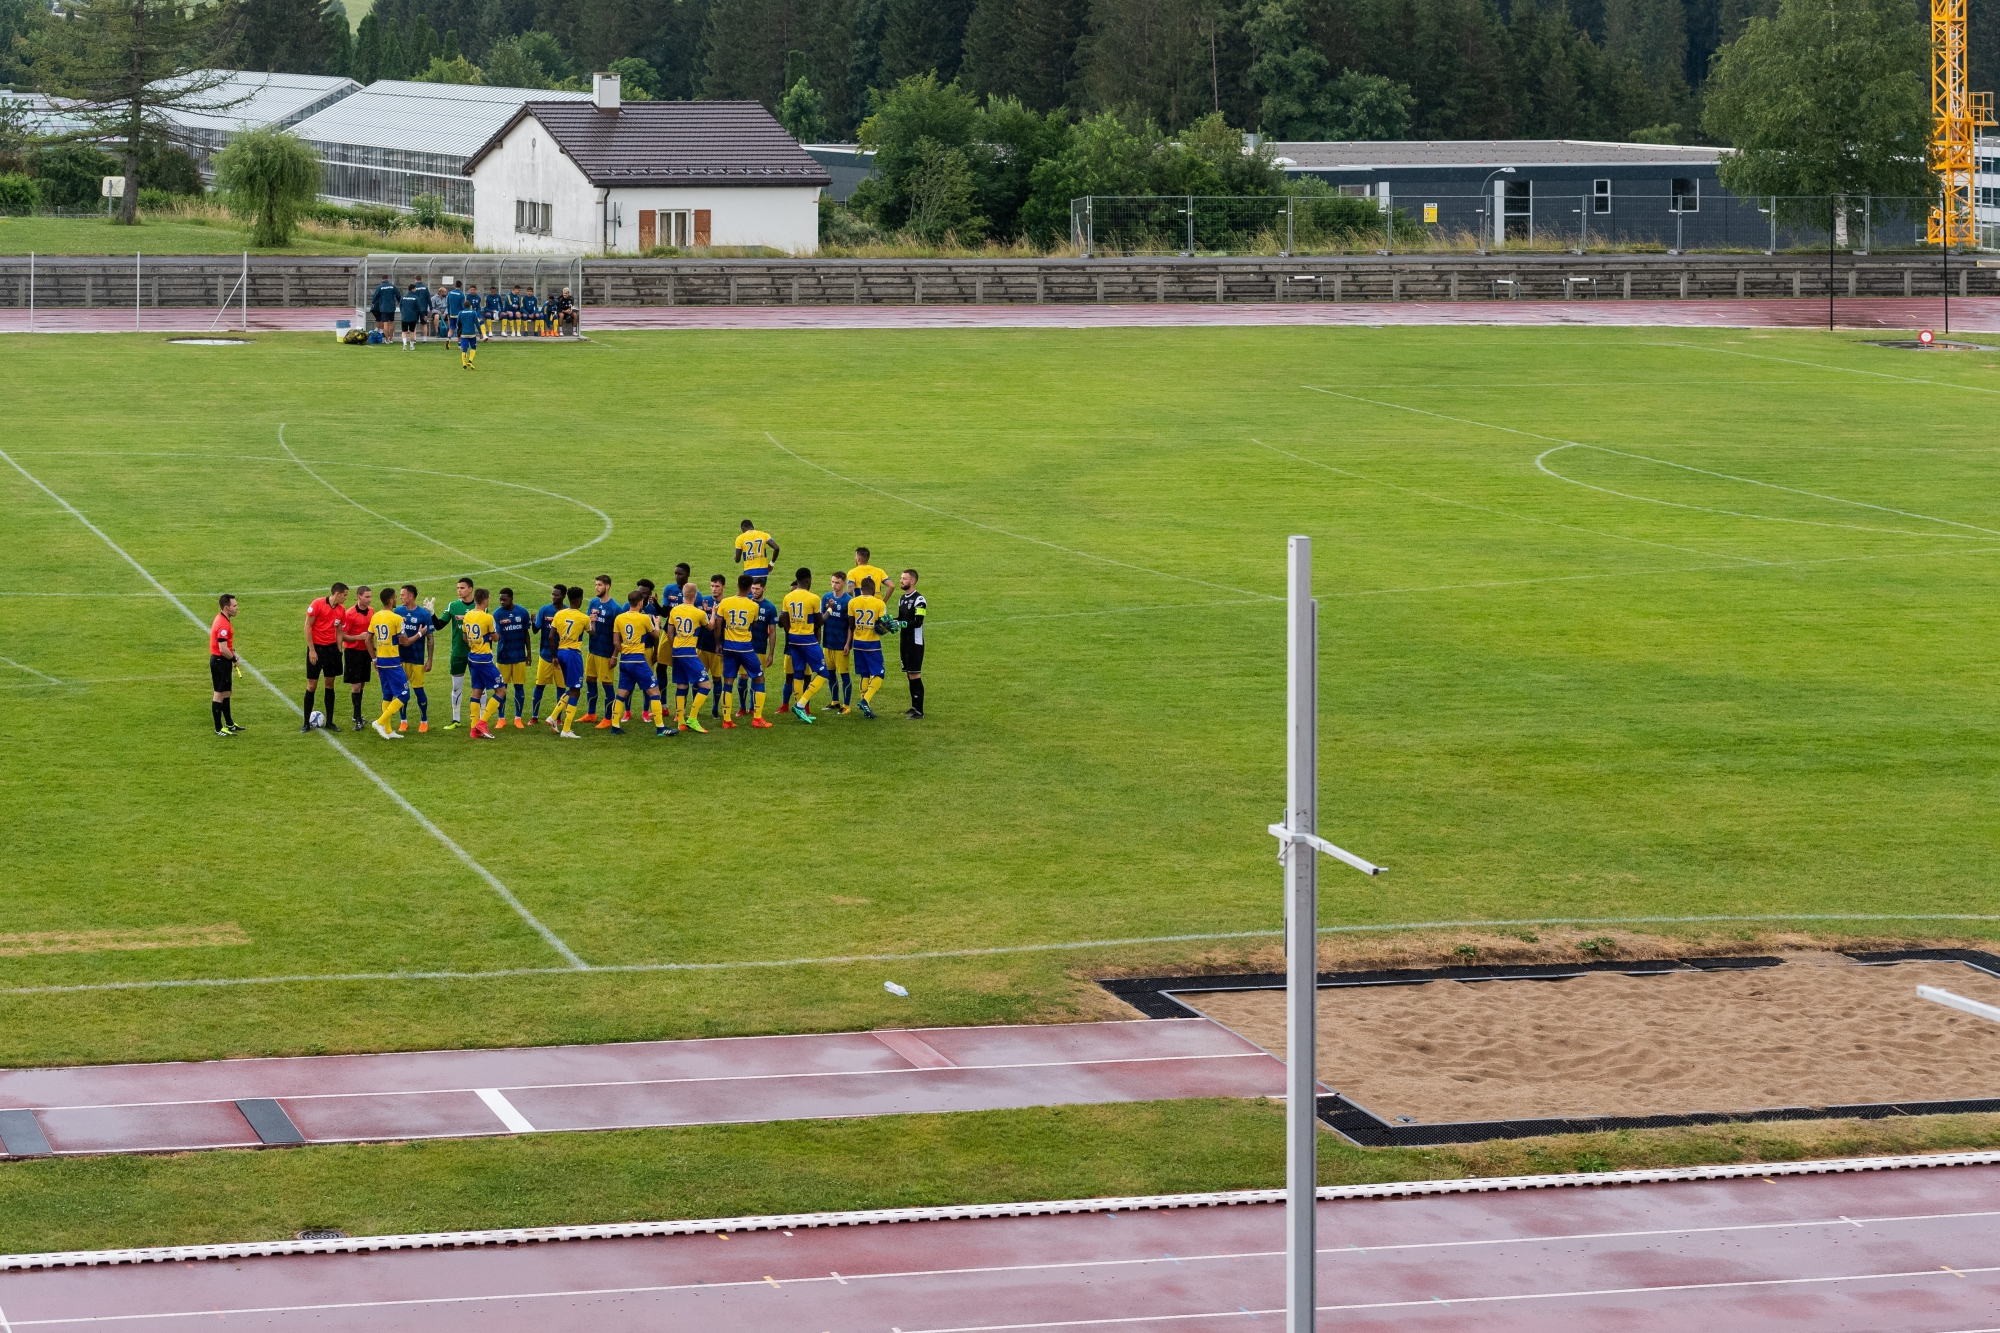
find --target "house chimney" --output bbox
[592,71,620,111]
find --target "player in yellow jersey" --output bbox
[610,591,671,736]
[546,586,591,738]
[848,547,889,607]
[780,567,831,724]
[461,589,502,740]
[666,583,714,733]
[715,573,771,729]
[734,519,779,588]
[367,599,417,739]
[846,576,889,719]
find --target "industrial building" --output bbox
[159,71,360,174]
[1271,140,1931,251]
[289,79,590,217]
[462,74,828,254]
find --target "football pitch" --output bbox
[7,324,2000,1071]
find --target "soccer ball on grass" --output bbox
[309,710,325,729]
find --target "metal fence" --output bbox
[1071,193,1957,257]
[357,254,585,333]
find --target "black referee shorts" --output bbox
[343,648,372,685]
[900,643,925,674]
[210,654,233,692]
[307,644,341,678]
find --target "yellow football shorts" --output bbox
[699,650,722,679]
[498,662,526,686]
[827,649,852,674]
[586,652,616,684]
[535,657,565,687]
[403,662,427,688]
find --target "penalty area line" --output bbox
[0,446,588,973]
[5,913,1998,997]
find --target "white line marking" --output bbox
[1640,340,2000,395]
[1919,985,2000,1024]
[0,446,588,972]
[3,447,616,595]
[0,675,203,691]
[764,430,1277,601]
[5,913,2000,997]
[278,428,540,583]
[474,1088,536,1134]
[1247,437,1761,564]
[0,655,60,684]
[1536,443,1997,540]
[1303,384,1990,541]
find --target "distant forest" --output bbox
[4,0,1998,144]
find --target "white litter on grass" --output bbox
[884,981,909,997]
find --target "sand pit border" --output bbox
[1101,946,2000,1146]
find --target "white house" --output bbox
[462,74,830,255]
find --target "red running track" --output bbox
[5,1162,1998,1329]
[2,296,1997,333]
[0,1020,1283,1157]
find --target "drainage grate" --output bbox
[294,1229,348,1241]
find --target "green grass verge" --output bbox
[0,213,452,256]
[7,326,2000,1070]
[7,1099,2000,1256]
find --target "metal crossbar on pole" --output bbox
[1919,984,2000,1023]
[1271,535,1384,1333]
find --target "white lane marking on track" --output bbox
[0,655,60,684]
[45,1241,1995,1330]
[1537,442,2000,539]
[474,1088,536,1133]
[21,1051,1274,1115]
[1305,384,1992,541]
[0,446,589,973]
[5,913,2000,997]
[764,430,1278,601]
[1247,436,1763,564]
[900,1262,2000,1330]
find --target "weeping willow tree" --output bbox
[214,126,320,245]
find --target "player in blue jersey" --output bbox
[819,569,854,714]
[406,276,430,342]
[530,583,565,723]
[492,588,532,726]
[396,287,422,349]
[444,279,465,328]
[504,284,524,336]
[521,290,541,336]
[584,573,618,725]
[369,275,400,339]
[482,286,503,338]
[455,300,480,369]
[736,578,778,717]
[395,584,436,731]
[698,573,726,718]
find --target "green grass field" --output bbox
[7,325,2000,1077]
[0,212,456,256]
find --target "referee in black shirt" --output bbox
[896,568,927,719]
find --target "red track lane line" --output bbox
[7,1051,1273,1115]
[17,1205,2000,1326]
[892,1266,2000,1333]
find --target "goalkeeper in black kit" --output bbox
[893,568,926,719]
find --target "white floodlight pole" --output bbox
[1270,535,1383,1333]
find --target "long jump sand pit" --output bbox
[1182,955,2000,1125]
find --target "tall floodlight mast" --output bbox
[1929,0,1994,248]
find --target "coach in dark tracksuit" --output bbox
[370,277,400,337]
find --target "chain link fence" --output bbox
[1071,193,1959,258]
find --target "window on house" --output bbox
[1671,177,1699,212]
[1593,178,1611,214]
[514,199,552,235]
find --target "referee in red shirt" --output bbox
[304,582,348,731]
[210,594,242,736]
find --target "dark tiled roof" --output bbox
[464,99,832,187]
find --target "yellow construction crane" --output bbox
[1929,0,1995,248]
